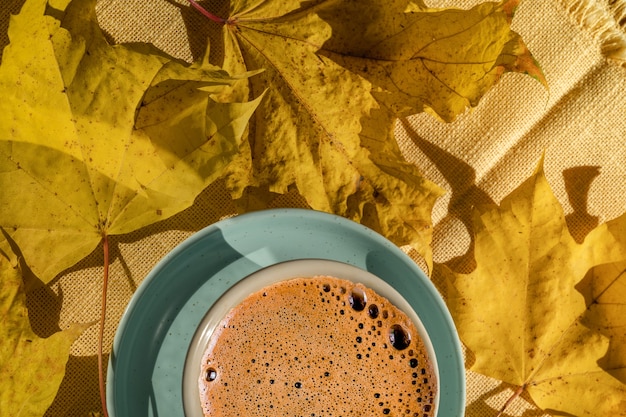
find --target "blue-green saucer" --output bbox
[107,208,465,417]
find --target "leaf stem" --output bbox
[98,234,110,417]
[187,0,226,24]
[496,384,525,417]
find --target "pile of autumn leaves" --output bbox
[0,0,624,415]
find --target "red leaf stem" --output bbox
[187,0,226,24]
[496,384,526,417]
[98,234,110,417]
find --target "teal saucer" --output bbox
[107,208,465,417]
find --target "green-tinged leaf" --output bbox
[0,249,88,417]
[0,0,260,282]
[434,157,626,415]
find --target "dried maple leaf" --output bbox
[189,0,544,266]
[0,0,260,283]
[0,247,88,417]
[434,157,626,416]
[566,161,626,390]
[318,0,546,122]
[578,258,626,384]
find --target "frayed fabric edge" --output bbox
[559,0,626,65]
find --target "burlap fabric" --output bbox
[2,0,625,415]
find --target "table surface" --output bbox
[2,0,625,416]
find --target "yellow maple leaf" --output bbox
[319,0,546,121]
[0,0,260,282]
[0,248,88,417]
[187,0,544,267]
[578,259,626,385]
[434,157,626,415]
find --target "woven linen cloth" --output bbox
[1,0,625,416]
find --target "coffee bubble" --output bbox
[349,287,367,311]
[368,304,380,318]
[389,324,411,350]
[205,368,217,382]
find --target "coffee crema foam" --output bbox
[199,276,437,417]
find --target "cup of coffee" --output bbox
[183,260,439,417]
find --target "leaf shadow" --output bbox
[0,0,26,62]
[168,0,228,65]
[400,118,495,273]
[563,166,600,243]
[1,228,64,338]
[401,120,602,273]
[22,259,65,337]
[465,382,528,417]
[45,355,104,417]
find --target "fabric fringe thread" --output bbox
[560,0,626,65]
